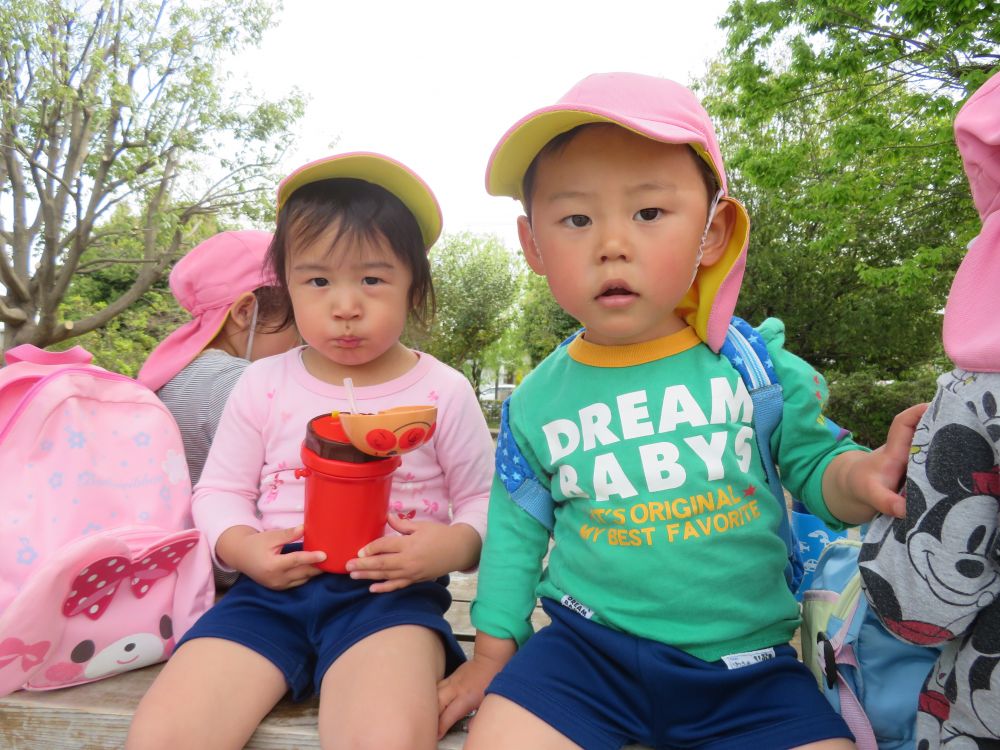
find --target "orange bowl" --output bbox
[338,405,438,457]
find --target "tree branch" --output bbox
[0,297,30,325]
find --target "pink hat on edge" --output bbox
[485,72,751,352]
[137,230,274,392]
[944,70,1000,373]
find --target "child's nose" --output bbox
[331,292,362,319]
[597,223,632,263]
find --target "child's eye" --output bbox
[361,276,383,286]
[560,214,591,228]
[634,208,662,222]
[308,277,329,288]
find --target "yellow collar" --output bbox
[566,326,701,367]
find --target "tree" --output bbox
[517,272,579,367]
[52,207,227,376]
[480,322,527,387]
[412,233,521,391]
[0,0,303,351]
[702,1,994,376]
[719,1,998,95]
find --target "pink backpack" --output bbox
[0,345,214,695]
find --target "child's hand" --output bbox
[437,633,516,739]
[824,403,929,524]
[217,524,326,590]
[436,659,492,738]
[346,517,481,593]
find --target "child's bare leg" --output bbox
[318,625,445,750]
[793,741,856,750]
[465,694,581,750]
[126,637,287,750]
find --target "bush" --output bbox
[480,400,503,430]
[825,368,941,448]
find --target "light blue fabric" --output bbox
[792,500,848,595]
[806,541,941,750]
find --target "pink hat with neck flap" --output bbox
[137,230,274,392]
[944,70,1000,373]
[485,72,750,352]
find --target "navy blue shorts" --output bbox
[487,598,852,750]
[179,555,465,701]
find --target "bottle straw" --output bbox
[343,377,360,414]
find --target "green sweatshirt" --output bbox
[472,320,861,662]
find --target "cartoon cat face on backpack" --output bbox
[17,540,197,690]
[0,529,209,694]
[30,613,175,688]
[860,424,1000,644]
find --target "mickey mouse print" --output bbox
[860,370,1000,749]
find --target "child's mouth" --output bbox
[597,281,637,300]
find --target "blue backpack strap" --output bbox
[559,328,584,348]
[492,330,583,533]
[495,399,555,533]
[720,316,800,591]
[492,331,583,532]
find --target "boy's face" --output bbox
[518,126,726,347]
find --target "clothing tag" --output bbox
[560,594,594,619]
[720,647,776,670]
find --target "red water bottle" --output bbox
[296,414,401,573]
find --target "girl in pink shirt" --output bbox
[128,153,493,750]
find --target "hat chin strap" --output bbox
[692,189,725,284]
[243,297,259,361]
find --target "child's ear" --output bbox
[517,215,546,275]
[227,292,257,331]
[699,199,738,267]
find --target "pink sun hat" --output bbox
[137,230,274,392]
[484,72,751,352]
[277,152,443,251]
[944,70,1000,373]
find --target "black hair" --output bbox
[251,285,294,334]
[520,123,720,222]
[266,178,435,329]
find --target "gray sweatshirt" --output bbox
[860,369,1000,749]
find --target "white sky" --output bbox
[233,0,732,251]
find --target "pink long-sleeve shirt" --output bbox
[192,347,493,567]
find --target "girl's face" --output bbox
[286,221,414,384]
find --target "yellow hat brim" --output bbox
[277,152,442,250]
